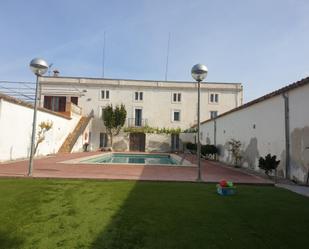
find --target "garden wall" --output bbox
[0,96,81,161]
[200,79,309,183]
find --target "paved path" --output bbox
[0,152,273,184]
[276,184,309,197]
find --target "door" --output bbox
[129,133,146,151]
[171,134,180,151]
[135,108,142,126]
[100,133,108,147]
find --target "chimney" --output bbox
[53,69,59,77]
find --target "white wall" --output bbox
[0,98,81,162]
[288,83,309,181]
[199,82,309,182]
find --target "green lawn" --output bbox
[0,179,309,249]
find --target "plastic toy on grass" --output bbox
[216,179,236,196]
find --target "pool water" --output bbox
[82,153,179,165]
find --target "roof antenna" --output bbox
[48,63,53,76]
[164,32,171,81]
[102,31,106,78]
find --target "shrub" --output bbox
[201,145,218,158]
[258,154,280,176]
[186,142,197,152]
[228,139,242,167]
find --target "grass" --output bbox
[0,179,309,249]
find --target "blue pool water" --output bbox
[82,153,179,165]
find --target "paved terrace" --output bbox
[0,152,273,184]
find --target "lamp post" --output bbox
[28,58,48,176]
[191,64,208,181]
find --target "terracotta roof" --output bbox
[0,92,71,120]
[197,76,309,127]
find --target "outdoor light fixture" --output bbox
[191,63,208,181]
[28,58,48,176]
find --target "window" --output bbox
[71,96,78,105]
[210,93,219,103]
[210,111,218,119]
[134,91,143,101]
[101,90,110,100]
[44,96,66,112]
[172,93,181,103]
[173,110,180,121]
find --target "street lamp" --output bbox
[191,64,208,181]
[28,58,48,176]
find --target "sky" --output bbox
[0,0,308,102]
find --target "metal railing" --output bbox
[127,118,148,127]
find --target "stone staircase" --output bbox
[58,113,93,153]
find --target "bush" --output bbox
[186,142,197,152]
[258,154,280,176]
[201,145,218,158]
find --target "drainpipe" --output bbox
[235,84,238,107]
[214,119,217,146]
[214,119,217,161]
[282,93,290,179]
[0,98,2,118]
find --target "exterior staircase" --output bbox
[58,112,93,153]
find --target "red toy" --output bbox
[219,180,228,187]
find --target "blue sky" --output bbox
[0,0,308,102]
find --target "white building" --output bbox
[39,76,243,152]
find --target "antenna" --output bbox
[102,31,106,78]
[164,32,171,81]
[48,63,53,76]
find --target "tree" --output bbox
[102,104,127,147]
[34,121,53,155]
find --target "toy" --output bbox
[217,180,236,196]
[219,179,228,187]
[227,181,233,187]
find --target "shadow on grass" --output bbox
[88,179,309,249]
[88,180,253,249]
[0,230,24,249]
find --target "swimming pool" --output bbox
[77,153,192,166]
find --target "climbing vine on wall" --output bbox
[123,126,182,134]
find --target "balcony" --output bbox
[127,118,148,127]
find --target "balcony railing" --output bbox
[127,118,148,127]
